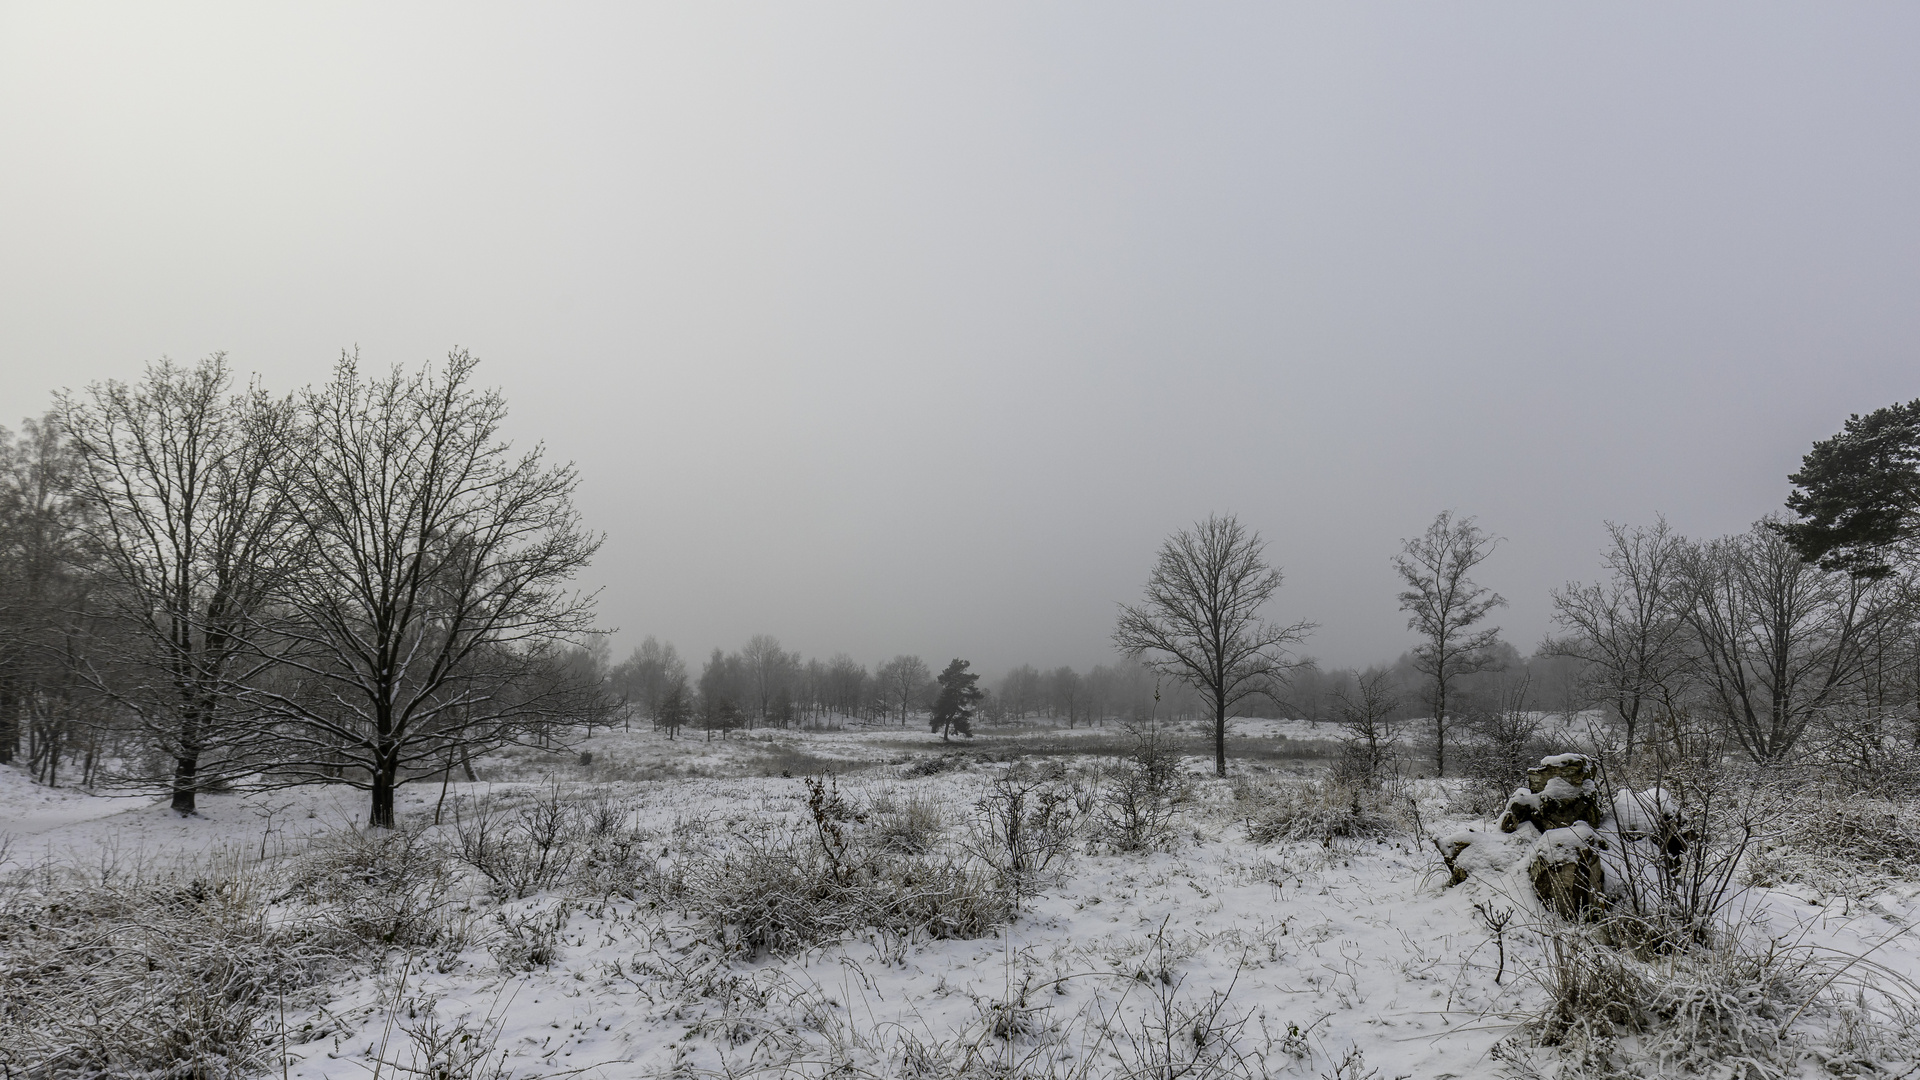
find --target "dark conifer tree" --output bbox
[930,658,981,741]
[1781,398,1920,579]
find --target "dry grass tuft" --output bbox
[0,855,323,1080]
[1242,776,1403,846]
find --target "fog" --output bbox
[3,4,1917,674]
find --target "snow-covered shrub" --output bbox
[375,992,513,1080]
[489,902,568,971]
[967,763,1088,897]
[1802,704,1920,793]
[1330,739,1398,789]
[0,860,321,1080]
[1096,722,1192,853]
[452,786,584,899]
[568,821,658,899]
[1243,776,1400,846]
[902,752,969,778]
[1504,762,1920,1075]
[1454,694,1578,814]
[1442,779,1511,819]
[677,818,1009,956]
[1599,767,1769,951]
[1526,915,1808,1074]
[661,777,1012,956]
[1747,790,1920,899]
[288,824,457,950]
[870,788,948,854]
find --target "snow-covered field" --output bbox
[4,722,1919,1079]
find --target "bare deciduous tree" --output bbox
[998,664,1042,720]
[1114,513,1313,777]
[876,654,930,726]
[611,635,686,726]
[1677,519,1898,763]
[1047,666,1082,726]
[821,653,868,723]
[255,351,604,827]
[741,633,797,728]
[1547,519,1690,756]
[1333,667,1399,784]
[59,357,296,814]
[0,417,103,783]
[1394,511,1505,777]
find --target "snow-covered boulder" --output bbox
[1528,753,1599,792]
[1437,826,1536,886]
[1498,753,1601,833]
[1529,823,1607,919]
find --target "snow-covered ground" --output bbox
[5,723,1919,1079]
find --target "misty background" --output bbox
[3,4,1917,676]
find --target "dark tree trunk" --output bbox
[170,754,198,815]
[0,680,15,764]
[370,759,397,829]
[1214,698,1227,778]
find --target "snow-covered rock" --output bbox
[1529,823,1607,918]
[1498,753,1601,833]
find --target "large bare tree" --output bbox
[257,351,603,827]
[1677,519,1898,763]
[59,357,296,813]
[1547,519,1691,756]
[1394,511,1505,777]
[1114,513,1313,777]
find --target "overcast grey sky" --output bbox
[3,4,1917,675]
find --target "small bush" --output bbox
[453,787,583,899]
[967,763,1088,898]
[1442,778,1511,818]
[0,861,322,1080]
[376,992,513,1080]
[1802,705,1920,793]
[1525,916,1808,1074]
[1509,763,1920,1076]
[1244,776,1399,846]
[667,777,1013,956]
[870,790,948,855]
[1747,793,1920,899]
[902,753,968,778]
[1097,722,1192,853]
[490,903,569,972]
[679,820,1009,957]
[288,825,456,951]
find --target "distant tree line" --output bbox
[606,634,1205,740]
[0,353,610,826]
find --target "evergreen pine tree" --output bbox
[930,658,982,741]
[1781,398,1920,579]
